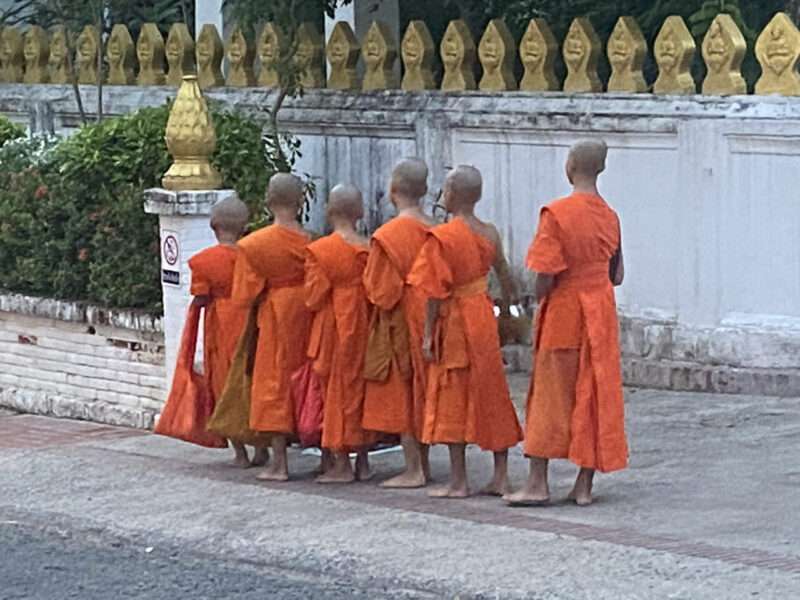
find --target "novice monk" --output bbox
[407,165,523,498]
[231,173,315,481]
[362,157,434,488]
[305,184,372,483]
[188,196,268,468]
[506,139,627,508]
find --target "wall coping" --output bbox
[0,292,162,333]
[143,188,238,216]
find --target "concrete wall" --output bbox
[0,293,165,428]
[1,84,800,395]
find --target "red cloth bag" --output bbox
[290,362,323,448]
[154,303,228,448]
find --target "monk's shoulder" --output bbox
[188,244,231,272]
[238,225,274,252]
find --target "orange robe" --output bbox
[362,215,430,438]
[525,191,628,472]
[407,218,522,451]
[188,244,247,402]
[305,233,369,452]
[232,224,313,434]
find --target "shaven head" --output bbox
[266,172,304,211]
[210,195,249,236]
[327,183,364,222]
[390,157,428,200]
[566,139,608,180]
[443,165,482,210]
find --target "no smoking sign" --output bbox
[161,230,180,286]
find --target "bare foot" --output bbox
[567,490,593,506]
[379,470,426,489]
[479,474,511,497]
[250,447,269,467]
[503,490,550,506]
[231,454,252,469]
[255,466,288,482]
[427,483,469,499]
[316,471,356,484]
[355,463,374,482]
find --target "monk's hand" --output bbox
[192,294,210,308]
[422,334,434,362]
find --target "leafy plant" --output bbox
[0,115,25,148]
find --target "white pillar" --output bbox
[195,0,224,37]
[143,188,236,387]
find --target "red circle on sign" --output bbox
[163,235,179,266]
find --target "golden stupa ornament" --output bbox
[363,20,398,90]
[257,22,284,87]
[607,16,647,93]
[137,23,166,85]
[295,22,325,88]
[401,20,435,90]
[519,18,558,92]
[22,25,49,83]
[48,25,72,84]
[563,18,602,92]
[106,24,135,85]
[755,13,800,96]
[653,16,696,94]
[163,75,221,191]
[701,14,746,95]
[196,24,224,88]
[440,19,476,91]
[478,18,516,91]
[226,26,255,87]
[0,26,23,83]
[165,23,195,86]
[326,21,360,89]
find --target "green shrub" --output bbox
[0,114,24,148]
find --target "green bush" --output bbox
[0,115,24,148]
[0,102,288,311]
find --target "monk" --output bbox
[506,139,628,508]
[362,157,434,488]
[305,184,373,483]
[407,165,523,498]
[188,196,268,467]
[231,173,315,481]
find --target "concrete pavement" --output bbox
[1,375,799,598]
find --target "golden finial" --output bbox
[106,24,136,85]
[701,14,746,95]
[196,24,224,88]
[478,18,516,91]
[653,16,696,94]
[519,18,558,91]
[362,20,398,90]
[48,25,72,84]
[295,22,325,88]
[137,23,166,85]
[166,23,195,86]
[440,19,476,91]
[563,18,602,92]
[257,22,284,87]
[401,20,436,90]
[0,26,23,83]
[607,17,647,93]
[755,13,800,96]
[225,25,255,87]
[326,21,360,89]
[162,75,221,191]
[22,25,49,83]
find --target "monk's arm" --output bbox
[422,297,441,361]
[611,248,625,286]
[533,272,555,302]
[489,225,517,313]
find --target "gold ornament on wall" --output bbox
[257,22,284,87]
[701,14,746,95]
[0,26,23,83]
[519,18,558,92]
[22,25,49,84]
[326,21,360,89]
[562,18,602,93]
[607,16,647,93]
[401,20,435,90]
[196,24,224,88]
[755,13,800,96]
[48,25,72,84]
[106,24,136,85]
[295,23,325,88]
[165,23,195,86]
[478,19,516,91]
[653,16,696,95]
[440,19,476,91]
[226,25,255,87]
[363,20,398,90]
[76,25,100,84]
[162,75,221,191]
[137,23,166,85]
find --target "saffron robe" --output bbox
[407,218,522,451]
[525,191,628,472]
[188,244,247,402]
[232,224,313,434]
[362,215,430,438]
[305,233,369,452]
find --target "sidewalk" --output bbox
[1,376,799,598]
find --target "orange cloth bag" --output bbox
[290,362,323,448]
[154,304,227,448]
